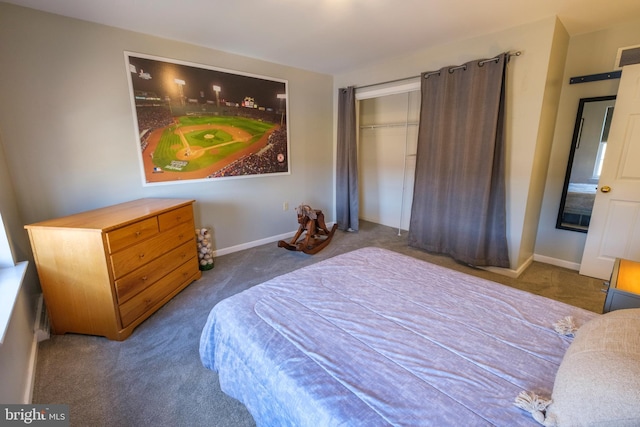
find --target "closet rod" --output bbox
[355,51,521,90]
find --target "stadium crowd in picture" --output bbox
[126,54,289,184]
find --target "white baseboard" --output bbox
[212,223,336,257]
[213,232,293,257]
[533,254,580,271]
[482,254,581,278]
[24,334,39,403]
[213,231,297,257]
[481,255,533,279]
[24,293,48,404]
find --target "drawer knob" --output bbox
[135,231,141,237]
[139,253,145,259]
[141,276,148,281]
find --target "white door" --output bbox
[580,63,640,279]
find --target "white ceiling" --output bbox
[5,0,640,74]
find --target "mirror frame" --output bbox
[556,95,616,233]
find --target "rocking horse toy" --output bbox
[278,204,338,254]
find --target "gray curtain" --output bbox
[408,53,510,267]
[336,86,359,231]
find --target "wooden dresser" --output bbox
[25,198,202,340]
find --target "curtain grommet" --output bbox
[448,65,467,74]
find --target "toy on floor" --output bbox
[278,204,338,254]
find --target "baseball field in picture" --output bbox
[125,52,289,185]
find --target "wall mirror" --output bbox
[557,95,616,232]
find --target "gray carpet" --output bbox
[31,220,605,426]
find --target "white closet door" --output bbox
[400,112,419,230]
[358,91,420,231]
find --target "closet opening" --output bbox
[357,89,420,235]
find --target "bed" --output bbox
[200,247,637,426]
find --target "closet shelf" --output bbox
[360,122,418,129]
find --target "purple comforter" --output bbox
[200,247,598,426]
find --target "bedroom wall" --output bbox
[0,3,334,256]
[515,18,569,269]
[534,18,640,269]
[334,17,565,274]
[0,2,333,403]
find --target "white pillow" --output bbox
[547,308,640,427]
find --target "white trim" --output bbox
[213,231,294,257]
[482,255,533,279]
[533,253,580,271]
[24,334,39,404]
[484,254,583,278]
[212,224,334,257]
[484,254,584,277]
[614,44,640,69]
[355,80,420,100]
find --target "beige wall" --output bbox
[517,18,569,268]
[334,17,563,273]
[0,3,334,254]
[0,2,334,402]
[535,18,640,268]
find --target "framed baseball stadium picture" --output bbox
[124,52,290,185]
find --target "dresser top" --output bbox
[24,198,195,232]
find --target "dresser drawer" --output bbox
[118,256,199,327]
[110,221,195,279]
[158,205,193,232]
[106,217,159,254]
[114,240,198,304]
